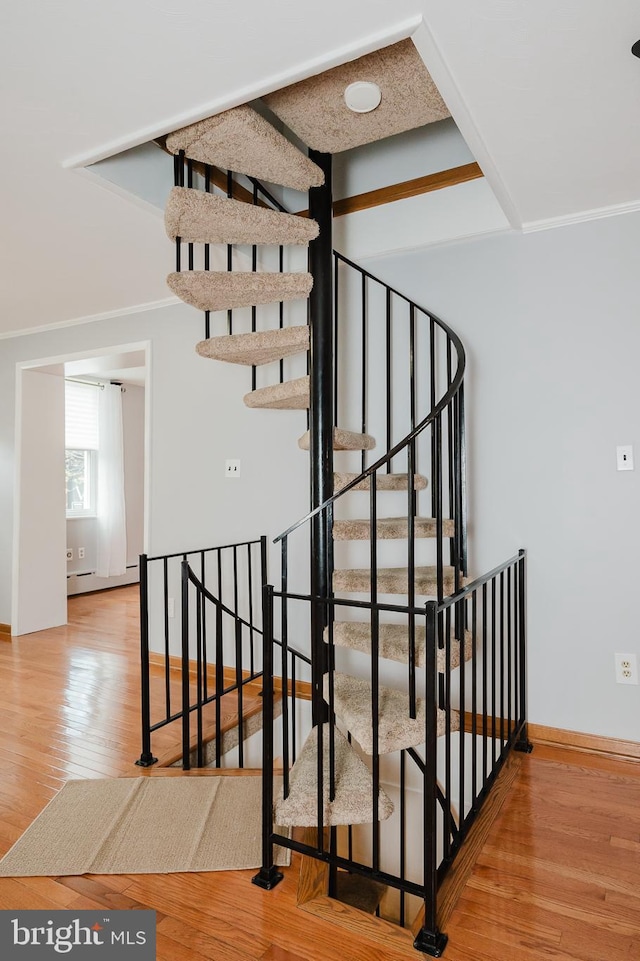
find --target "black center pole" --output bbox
[308,150,334,727]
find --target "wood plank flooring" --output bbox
[0,586,639,959]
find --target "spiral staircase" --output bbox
[159,101,529,957]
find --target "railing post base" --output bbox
[413,927,448,957]
[514,721,533,753]
[251,866,284,891]
[135,753,158,767]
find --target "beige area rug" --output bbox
[0,775,289,877]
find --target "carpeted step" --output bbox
[334,472,427,493]
[333,566,456,596]
[325,673,459,755]
[326,622,474,671]
[244,376,309,410]
[298,428,375,452]
[165,104,325,191]
[165,187,319,246]
[275,725,394,827]
[167,270,313,311]
[196,325,309,366]
[333,516,455,540]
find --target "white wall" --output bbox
[368,210,640,742]
[12,370,67,634]
[0,302,309,630]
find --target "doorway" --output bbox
[11,342,150,635]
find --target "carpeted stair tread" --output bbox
[275,725,394,827]
[326,622,474,671]
[165,187,319,246]
[298,428,376,452]
[335,873,387,914]
[165,105,325,191]
[334,472,428,493]
[196,326,309,366]
[244,376,309,410]
[333,516,455,540]
[168,271,313,311]
[325,673,458,754]
[333,565,456,596]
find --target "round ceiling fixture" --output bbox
[344,81,382,114]
[633,39,640,58]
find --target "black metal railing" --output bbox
[137,537,267,769]
[256,550,529,954]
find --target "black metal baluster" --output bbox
[408,440,416,718]
[458,597,466,830]
[370,474,380,872]
[333,252,339,427]
[196,586,203,767]
[201,551,208,702]
[400,749,406,928]
[215,550,223,768]
[414,600,447,956]
[187,160,194,271]
[247,543,255,678]
[444,606,452,862]
[281,539,290,797]
[361,273,367,474]
[482,582,488,779]
[236,619,244,769]
[507,566,512,740]
[251,182,258,392]
[204,164,211,339]
[491,577,497,763]
[500,570,505,746]
[430,318,436,518]
[471,590,478,808]
[136,554,157,767]
[386,289,392,472]
[180,559,191,771]
[227,170,233,335]
[252,584,283,891]
[279,245,285,385]
[163,557,171,720]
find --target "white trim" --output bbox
[410,19,522,230]
[61,16,423,169]
[522,198,640,233]
[0,298,180,341]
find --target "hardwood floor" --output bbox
[0,586,639,960]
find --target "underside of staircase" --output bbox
[155,92,529,959]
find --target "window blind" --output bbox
[65,381,99,449]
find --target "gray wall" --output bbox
[368,211,640,741]
[0,303,309,628]
[3,207,640,740]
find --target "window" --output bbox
[65,381,99,518]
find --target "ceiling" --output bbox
[2,1,640,338]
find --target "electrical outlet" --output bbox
[167,598,175,618]
[616,445,634,471]
[78,547,85,560]
[225,458,241,478]
[66,548,73,561]
[614,653,638,684]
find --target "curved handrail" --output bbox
[184,562,262,635]
[274,257,466,544]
